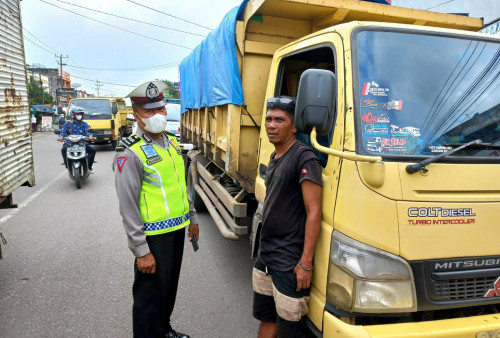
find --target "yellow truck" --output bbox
[67,97,133,148]
[180,0,500,336]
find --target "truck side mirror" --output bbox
[295,69,336,135]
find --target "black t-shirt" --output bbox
[258,140,322,271]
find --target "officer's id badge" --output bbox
[141,145,162,165]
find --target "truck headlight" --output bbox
[327,231,416,313]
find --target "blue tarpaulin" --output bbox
[180,0,249,113]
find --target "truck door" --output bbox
[255,32,345,332]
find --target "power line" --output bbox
[65,62,181,72]
[70,74,136,88]
[50,0,207,37]
[23,28,60,54]
[125,0,212,31]
[24,35,55,54]
[425,0,455,11]
[38,0,193,50]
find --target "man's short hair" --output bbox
[266,96,296,121]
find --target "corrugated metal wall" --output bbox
[0,0,35,203]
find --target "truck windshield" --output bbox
[68,99,112,120]
[354,30,500,158]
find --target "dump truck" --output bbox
[67,97,133,148]
[0,0,36,256]
[180,0,500,336]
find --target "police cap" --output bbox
[126,81,167,109]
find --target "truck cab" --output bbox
[256,21,500,337]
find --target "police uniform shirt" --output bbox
[113,126,198,257]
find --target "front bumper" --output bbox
[323,311,500,337]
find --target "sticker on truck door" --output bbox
[362,99,403,111]
[361,81,390,96]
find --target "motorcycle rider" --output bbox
[57,106,96,172]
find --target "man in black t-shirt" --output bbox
[253,96,322,338]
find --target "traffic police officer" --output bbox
[113,81,199,338]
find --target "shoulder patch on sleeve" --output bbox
[116,156,128,172]
[122,134,141,148]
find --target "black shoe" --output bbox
[166,330,190,338]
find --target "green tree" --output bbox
[159,79,180,100]
[27,76,54,105]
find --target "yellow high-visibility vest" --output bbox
[124,132,190,235]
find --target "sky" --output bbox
[21,0,243,97]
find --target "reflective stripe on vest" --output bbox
[126,133,190,235]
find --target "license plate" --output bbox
[70,146,85,152]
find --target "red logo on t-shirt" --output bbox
[301,168,308,175]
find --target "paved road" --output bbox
[0,132,258,337]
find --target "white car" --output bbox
[165,103,181,140]
[129,103,181,140]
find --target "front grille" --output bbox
[430,276,497,301]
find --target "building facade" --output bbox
[26,67,58,99]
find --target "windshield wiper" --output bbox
[405,139,500,174]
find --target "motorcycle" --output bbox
[54,130,91,189]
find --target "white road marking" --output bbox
[0,171,66,225]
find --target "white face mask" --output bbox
[75,115,83,121]
[139,113,168,133]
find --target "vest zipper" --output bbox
[143,193,150,219]
[166,146,188,214]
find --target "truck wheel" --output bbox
[111,140,117,149]
[187,163,206,212]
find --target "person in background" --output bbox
[113,80,199,338]
[253,96,322,338]
[58,114,65,129]
[57,106,96,172]
[31,114,37,132]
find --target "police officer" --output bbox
[113,81,199,338]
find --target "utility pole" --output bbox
[55,54,68,87]
[95,80,103,97]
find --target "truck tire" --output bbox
[187,163,206,212]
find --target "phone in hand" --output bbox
[191,235,199,252]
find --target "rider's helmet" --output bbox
[70,106,85,120]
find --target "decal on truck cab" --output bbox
[484,277,500,298]
[407,207,477,226]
